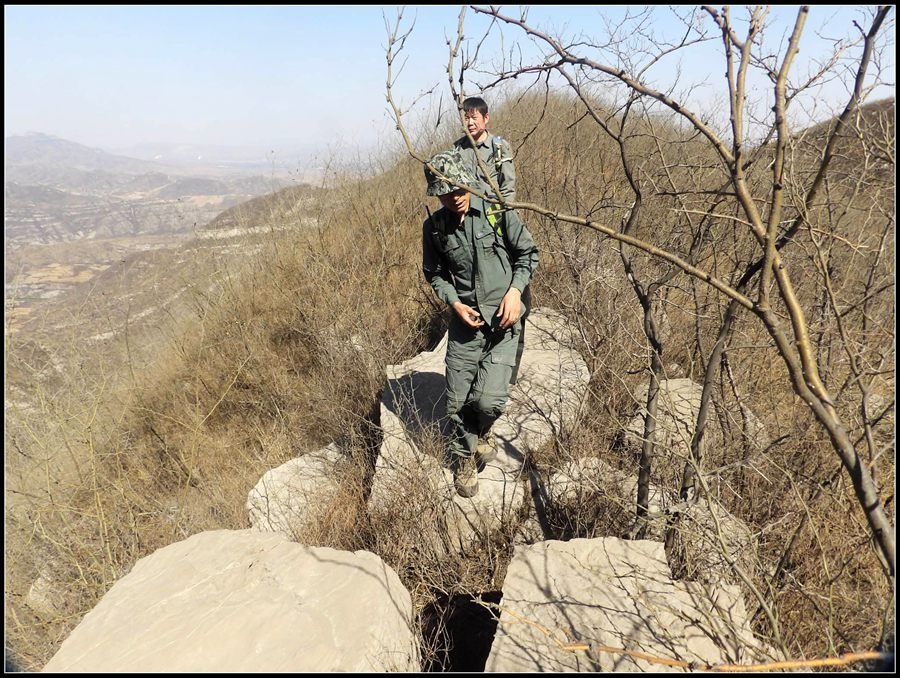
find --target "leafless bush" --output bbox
[387,4,893,663]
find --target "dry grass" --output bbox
[4,93,894,670]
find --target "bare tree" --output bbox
[385,4,895,583]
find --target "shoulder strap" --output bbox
[487,206,530,299]
[485,202,504,237]
[426,209,443,250]
[490,135,510,168]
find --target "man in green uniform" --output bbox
[453,96,516,203]
[422,149,539,497]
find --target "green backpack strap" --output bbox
[485,202,505,237]
[484,201,532,311]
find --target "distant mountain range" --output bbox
[4,132,315,332]
[113,140,320,169]
[6,133,160,176]
[5,132,298,178]
[4,132,293,248]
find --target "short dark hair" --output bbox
[462,96,488,117]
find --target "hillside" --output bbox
[4,133,298,327]
[5,91,894,672]
[6,179,320,412]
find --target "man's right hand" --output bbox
[453,301,485,328]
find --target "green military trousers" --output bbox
[444,314,520,460]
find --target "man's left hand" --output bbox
[496,287,522,329]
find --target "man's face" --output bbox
[464,110,489,142]
[438,188,471,215]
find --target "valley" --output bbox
[4,133,303,331]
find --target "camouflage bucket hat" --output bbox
[424,149,476,196]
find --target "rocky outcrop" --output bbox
[367,308,590,554]
[486,537,771,672]
[619,377,770,500]
[42,530,419,672]
[45,307,771,672]
[247,442,347,538]
[547,456,758,586]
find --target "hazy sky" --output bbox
[4,5,894,162]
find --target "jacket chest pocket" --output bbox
[436,231,465,267]
[475,227,508,274]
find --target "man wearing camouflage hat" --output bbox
[422,149,539,497]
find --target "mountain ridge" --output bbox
[5,132,159,174]
[4,132,299,325]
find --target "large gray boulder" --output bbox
[547,456,758,586]
[42,530,419,672]
[367,308,589,555]
[620,378,770,493]
[247,442,347,538]
[486,537,772,672]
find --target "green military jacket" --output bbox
[422,195,538,331]
[453,134,516,202]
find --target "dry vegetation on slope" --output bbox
[5,87,894,670]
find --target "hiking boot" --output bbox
[475,432,498,465]
[452,455,479,498]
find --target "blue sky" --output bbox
[4,5,894,162]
